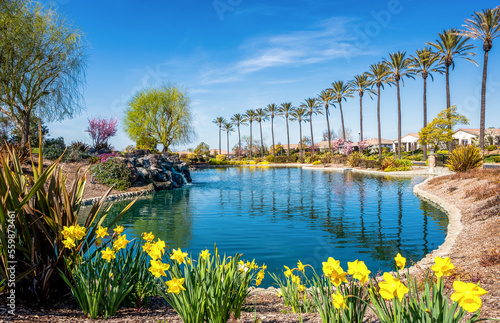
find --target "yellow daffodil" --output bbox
[96,226,108,239]
[200,249,211,260]
[431,257,455,278]
[291,274,300,285]
[62,237,76,249]
[62,226,74,239]
[332,291,348,309]
[166,277,186,294]
[298,284,306,292]
[113,225,124,235]
[142,242,152,253]
[256,279,262,286]
[378,272,409,301]
[262,264,267,270]
[101,247,116,262]
[72,224,86,240]
[170,248,188,264]
[348,260,371,284]
[284,265,294,278]
[297,260,306,272]
[95,238,102,247]
[451,281,488,313]
[148,247,163,261]
[395,253,406,271]
[276,291,282,298]
[323,257,347,286]
[148,260,170,278]
[113,234,129,251]
[257,270,265,280]
[142,232,154,241]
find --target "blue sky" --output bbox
[44,0,500,151]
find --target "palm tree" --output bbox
[265,103,279,157]
[223,122,234,158]
[458,8,500,150]
[329,81,354,141]
[254,108,269,157]
[366,62,391,161]
[230,113,247,158]
[384,51,415,159]
[278,102,294,156]
[349,74,376,151]
[300,98,322,156]
[243,109,256,159]
[410,48,445,161]
[428,29,476,151]
[290,106,309,161]
[318,90,334,154]
[212,117,226,155]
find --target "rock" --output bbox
[97,148,112,154]
[152,181,172,191]
[149,157,160,168]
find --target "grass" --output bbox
[484,153,500,163]
[32,147,40,154]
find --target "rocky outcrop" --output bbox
[121,151,192,190]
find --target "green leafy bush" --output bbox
[347,151,364,167]
[382,157,412,172]
[90,158,132,190]
[265,155,275,163]
[216,154,226,161]
[486,145,497,151]
[275,155,298,163]
[361,159,380,169]
[446,145,483,172]
[331,155,347,164]
[44,137,66,160]
[492,156,500,163]
[69,141,90,152]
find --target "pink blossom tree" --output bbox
[86,117,118,148]
[357,139,369,151]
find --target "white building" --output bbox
[453,128,500,146]
[393,133,421,151]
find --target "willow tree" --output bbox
[0,0,87,147]
[124,85,194,152]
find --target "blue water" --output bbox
[98,167,448,286]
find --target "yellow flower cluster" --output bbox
[451,281,488,313]
[332,291,348,310]
[256,270,265,286]
[431,256,455,277]
[149,259,170,278]
[62,224,87,249]
[378,272,409,301]
[166,277,186,294]
[347,260,371,285]
[171,248,188,264]
[144,238,166,260]
[322,257,347,286]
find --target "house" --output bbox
[175,150,192,157]
[364,138,393,149]
[393,133,421,151]
[282,143,310,153]
[209,149,229,156]
[453,128,500,146]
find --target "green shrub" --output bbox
[362,159,380,169]
[382,157,412,172]
[216,154,226,161]
[492,156,500,163]
[44,137,66,160]
[486,145,497,151]
[90,158,132,190]
[331,155,347,164]
[69,140,89,152]
[275,155,298,163]
[254,157,263,163]
[265,155,275,163]
[347,151,364,167]
[446,145,483,172]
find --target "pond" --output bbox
[97,167,448,287]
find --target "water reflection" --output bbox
[91,167,449,286]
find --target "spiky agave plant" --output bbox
[446,145,483,172]
[0,132,135,303]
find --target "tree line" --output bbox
[213,7,500,161]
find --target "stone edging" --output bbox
[410,175,463,272]
[81,187,155,206]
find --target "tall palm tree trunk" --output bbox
[309,114,315,156]
[218,125,222,155]
[339,101,346,140]
[286,117,290,156]
[377,86,382,162]
[445,64,452,152]
[249,122,253,160]
[237,125,241,158]
[423,77,428,161]
[259,122,264,157]
[299,121,303,161]
[226,132,230,157]
[359,94,363,151]
[271,117,275,157]
[325,107,332,154]
[396,80,402,160]
[479,50,489,150]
